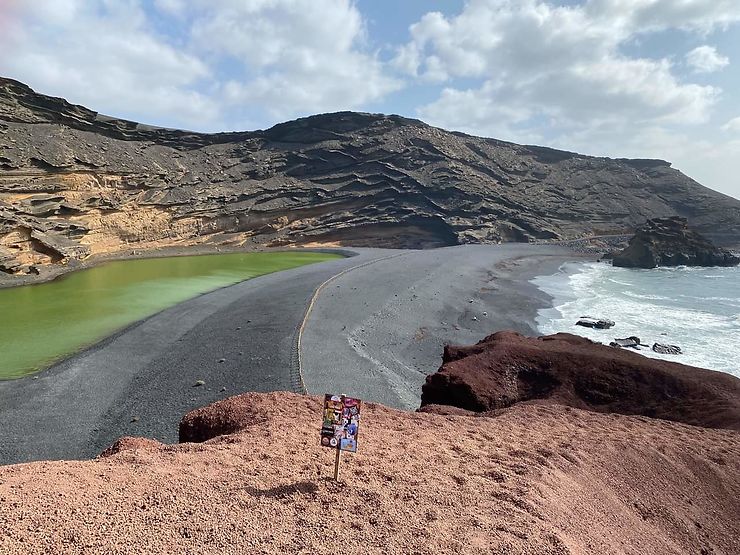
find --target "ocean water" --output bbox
[533,262,740,377]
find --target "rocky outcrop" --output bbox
[612,216,740,268]
[575,316,614,329]
[420,330,740,430]
[2,77,740,279]
[653,343,682,355]
[179,393,270,443]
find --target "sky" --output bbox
[0,0,739,200]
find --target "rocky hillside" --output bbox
[2,76,739,277]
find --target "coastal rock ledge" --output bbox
[612,216,740,269]
[420,330,740,431]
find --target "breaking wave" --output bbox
[532,262,740,377]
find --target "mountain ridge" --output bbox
[2,76,739,278]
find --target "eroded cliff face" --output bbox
[2,77,739,277]
[612,216,740,268]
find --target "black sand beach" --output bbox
[0,245,581,465]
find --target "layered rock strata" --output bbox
[2,77,740,278]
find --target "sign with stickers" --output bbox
[321,394,361,452]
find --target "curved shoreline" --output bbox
[0,243,361,289]
[0,247,396,464]
[0,244,584,465]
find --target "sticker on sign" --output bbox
[321,394,361,452]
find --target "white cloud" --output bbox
[153,0,187,17]
[0,0,218,128]
[722,117,740,133]
[406,1,723,134]
[686,45,730,73]
[189,0,401,119]
[587,0,740,34]
[0,0,401,129]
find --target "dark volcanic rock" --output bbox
[575,316,615,329]
[420,331,740,430]
[2,76,740,278]
[653,343,682,355]
[612,216,740,269]
[610,336,641,348]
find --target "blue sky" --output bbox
[1,0,739,199]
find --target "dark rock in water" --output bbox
[610,336,641,349]
[576,316,615,329]
[613,217,740,269]
[653,343,682,355]
[420,330,740,430]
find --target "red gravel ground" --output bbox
[1,391,738,554]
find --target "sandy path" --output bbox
[301,244,578,409]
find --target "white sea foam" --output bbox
[532,262,740,377]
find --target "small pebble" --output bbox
[131,416,139,423]
[218,358,226,363]
[194,380,205,387]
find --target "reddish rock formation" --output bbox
[179,393,271,443]
[99,436,164,458]
[421,330,740,430]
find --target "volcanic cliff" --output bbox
[612,216,740,268]
[2,77,739,278]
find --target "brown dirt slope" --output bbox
[0,391,738,554]
[421,331,740,431]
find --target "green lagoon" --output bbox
[0,251,341,379]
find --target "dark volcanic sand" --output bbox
[0,245,576,465]
[301,244,578,409]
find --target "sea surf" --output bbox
[533,262,740,377]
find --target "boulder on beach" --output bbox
[421,330,740,430]
[653,343,682,355]
[609,336,641,348]
[612,216,740,269]
[575,316,615,329]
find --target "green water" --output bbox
[0,251,341,379]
